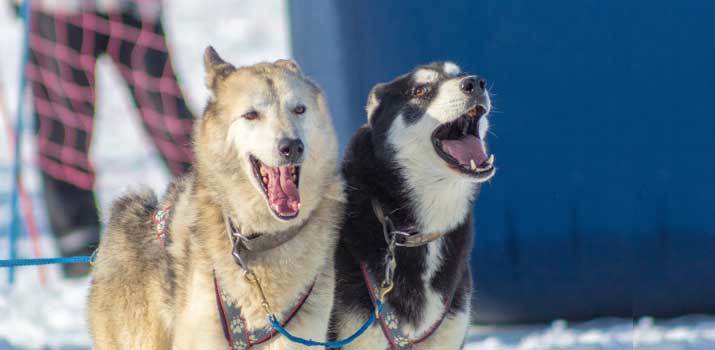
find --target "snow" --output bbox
[0,278,90,350]
[1,1,715,349]
[466,317,715,350]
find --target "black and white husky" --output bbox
[331,62,495,349]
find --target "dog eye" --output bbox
[293,104,306,115]
[242,110,259,120]
[412,85,431,98]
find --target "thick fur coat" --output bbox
[331,62,494,349]
[88,47,344,349]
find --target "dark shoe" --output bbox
[40,174,100,278]
[41,175,100,235]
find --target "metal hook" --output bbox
[232,236,250,273]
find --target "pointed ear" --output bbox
[366,83,385,122]
[204,46,235,90]
[274,59,301,74]
[442,61,462,77]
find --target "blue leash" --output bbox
[0,251,96,268]
[3,252,377,348]
[8,0,33,284]
[269,300,383,348]
[0,255,93,267]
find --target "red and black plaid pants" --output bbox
[26,6,194,259]
[28,7,194,191]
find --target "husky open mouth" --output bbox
[250,155,301,219]
[431,105,495,179]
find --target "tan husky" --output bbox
[88,46,344,349]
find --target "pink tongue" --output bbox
[266,167,300,217]
[441,135,488,167]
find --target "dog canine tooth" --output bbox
[476,155,495,171]
[470,159,477,170]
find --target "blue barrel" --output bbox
[290,0,715,323]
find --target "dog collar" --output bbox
[360,262,453,349]
[153,202,306,253]
[214,272,315,349]
[371,198,448,247]
[224,214,307,253]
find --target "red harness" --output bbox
[213,274,315,349]
[360,262,453,349]
[152,202,173,244]
[152,202,314,349]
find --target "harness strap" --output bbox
[370,199,447,247]
[152,202,174,244]
[214,275,235,345]
[214,272,316,349]
[360,262,453,350]
[152,201,316,348]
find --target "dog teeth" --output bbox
[474,155,496,172]
[486,154,495,166]
[466,155,496,173]
[262,176,268,184]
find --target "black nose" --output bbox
[460,76,486,95]
[278,138,304,162]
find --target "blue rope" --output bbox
[269,300,383,348]
[0,254,95,268]
[8,0,33,284]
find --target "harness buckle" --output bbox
[242,270,274,316]
[378,283,394,302]
[243,270,258,284]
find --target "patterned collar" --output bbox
[152,201,174,244]
[360,262,454,350]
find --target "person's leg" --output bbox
[28,7,102,276]
[105,11,194,177]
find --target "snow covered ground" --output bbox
[2,1,715,349]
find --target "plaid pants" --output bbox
[27,6,194,257]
